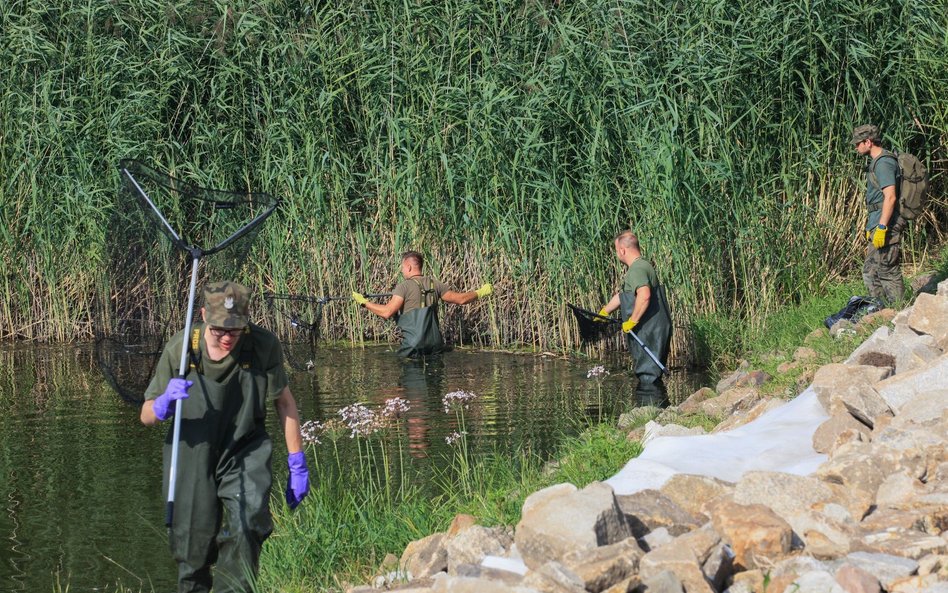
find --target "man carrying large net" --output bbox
[141,282,309,592]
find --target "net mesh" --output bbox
[96,160,280,404]
[568,304,622,344]
[263,293,326,371]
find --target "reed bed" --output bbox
[1,0,946,357]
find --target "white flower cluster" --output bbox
[442,390,477,413]
[444,431,467,445]
[381,397,410,418]
[338,403,379,438]
[300,419,324,445]
[586,365,609,379]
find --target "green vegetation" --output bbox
[1,0,946,359]
[256,418,641,592]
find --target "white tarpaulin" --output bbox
[605,388,830,495]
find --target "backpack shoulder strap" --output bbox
[868,150,900,190]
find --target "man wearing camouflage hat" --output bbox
[141,281,309,593]
[853,124,905,305]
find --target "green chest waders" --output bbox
[396,278,445,358]
[619,284,673,384]
[163,331,274,593]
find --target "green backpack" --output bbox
[869,150,930,221]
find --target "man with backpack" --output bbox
[853,123,907,305]
[352,250,492,357]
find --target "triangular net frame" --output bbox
[263,293,328,371]
[568,304,622,344]
[96,160,280,404]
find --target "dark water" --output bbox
[0,343,703,593]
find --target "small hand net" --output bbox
[263,293,327,371]
[568,304,621,344]
[96,160,280,404]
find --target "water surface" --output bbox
[0,343,702,592]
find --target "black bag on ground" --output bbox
[824,296,883,329]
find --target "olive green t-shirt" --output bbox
[866,154,899,231]
[622,258,659,294]
[392,276,448,315]
[144,323,288,400]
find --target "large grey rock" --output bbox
[699,386,762,418]
[446,525,513,574]
[810,364,892,427]
[846,326,943,375]
[907,293,948,349]
[641,421,706,445]
[637,569,684,593]
[401,532,448,580]
[515,482,630,570]
[842,552,920,590]
[520,561,585,593]
[835,563,882,593]
[782,570,845,593]
[733,471,835,519]
[658,474,733,520]
[875,354,948,412]
[709,499,793,571]
[561,537,641,593]
[813,413,872,454]
[712,397,785,433]
[674,524,733,590]
[715,361,750,394]
[614,489,702,538]
[858,528,948,560]
[639,541,714,593]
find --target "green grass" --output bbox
[255,421,640,592]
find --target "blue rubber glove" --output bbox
[152,378,192,421]
[285,451,310,509]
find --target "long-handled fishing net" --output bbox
[96,159,280,524]
[568,304,669,375]
[263,292,392,370]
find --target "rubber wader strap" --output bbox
[412,278,436,308]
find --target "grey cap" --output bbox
[203,281,251,328]
[852,124,880,144]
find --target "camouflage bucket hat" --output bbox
[852,124,879,145]
[203,281,251,328]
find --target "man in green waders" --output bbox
[352,250,492,357]
[598,231,673,404]
[141,281,309,593]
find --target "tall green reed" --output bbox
[1,0,946,361]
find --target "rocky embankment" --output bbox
[351,282,948,593]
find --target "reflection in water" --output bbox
[395,357,446,458]
[0,344,705,593]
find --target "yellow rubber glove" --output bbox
[871,225,887,249]
[594,307,610,322]
[865,230,871,241]
[351,291,368,306]
[622,318,637,332]
[475,283,493,298]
